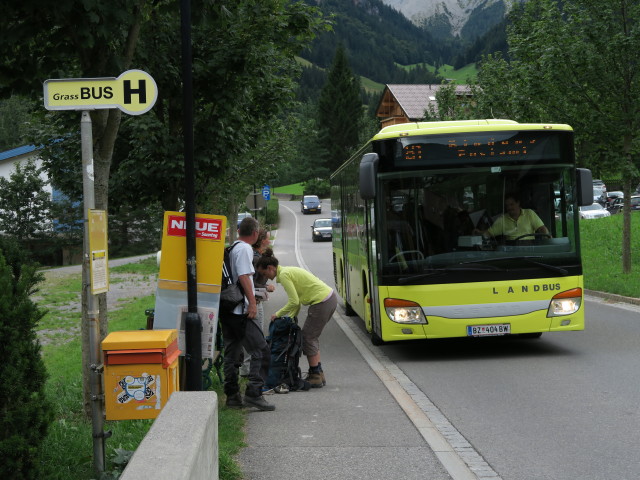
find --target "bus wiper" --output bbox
[520,258,569,276]
[398,270,447,284]
[458,256,568,276]
[398,265,503,284]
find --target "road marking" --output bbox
[284,200,502,480]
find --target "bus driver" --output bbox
[476,193,550,241]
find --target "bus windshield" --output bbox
[377,164,579,281]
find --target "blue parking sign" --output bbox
[262,185,271,201]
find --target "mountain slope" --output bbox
[302,0,450,85]
[381,0,509,39]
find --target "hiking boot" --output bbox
[319,371,326,386]
[306,371,324,388]
[226,392,244,408]
[262,386,275,395]
[274,384,289,394]
[244,395,276,411]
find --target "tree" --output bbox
[0,160,52,241]
[0,237,52,479]
[97,1,326,215]
[0,95,33,151]
[422,82,467,121]
[477,0,640,273]
[3,0,328,412]
[316,45,365,173]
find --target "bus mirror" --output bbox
[359,153,379,200]
[576,168,593,206]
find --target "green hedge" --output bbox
[0,238,52,479]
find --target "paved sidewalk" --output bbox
[236,286,455,480]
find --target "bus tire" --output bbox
[371,331,385,346]
[344,301,356,316]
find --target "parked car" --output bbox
[579,203,610,219]
[592,179,606,189]
[301,195,321,214]
[630,195,640,210]
[601,190,623,208]
[311,218,332,241]
[237,211,252,227]
[593,186,606,204]
[607,197,624,215]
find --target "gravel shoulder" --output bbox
[37,255,157,346]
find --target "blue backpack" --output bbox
[265,316,310,391]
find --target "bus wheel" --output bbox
[371,331,385,346]
[519,332,543,339]
[344,301,356,316]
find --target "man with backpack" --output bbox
[220,217,275,411]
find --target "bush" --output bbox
[0,237,52,479]
[264,198,279,226]
[303,178,330,198]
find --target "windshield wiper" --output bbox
[398,265,503,284]
[519,258,569,276]
[458,256,568,276]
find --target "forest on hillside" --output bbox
[296,0,508,101]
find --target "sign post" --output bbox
[261,185,271,225]
[44,70,157,476]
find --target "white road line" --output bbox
[283,201,501,480]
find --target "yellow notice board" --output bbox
[158,211,226,287]
[89,209,109,295]
[155,212,227,358]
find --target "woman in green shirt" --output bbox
[256,248,337,388]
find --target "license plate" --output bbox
[467,324,511,336]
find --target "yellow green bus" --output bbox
[330,120,593,345]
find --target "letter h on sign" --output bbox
[123,80,147,104]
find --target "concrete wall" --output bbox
[120,391,219,480]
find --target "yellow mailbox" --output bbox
[102,329,180,420]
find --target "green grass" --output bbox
[273,182,305,195]
[36,258,245,480]
[580,213,640,297]
[360,75,385,94]
[395,62,479,84]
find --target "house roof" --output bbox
[0,144,38,162]
[380,84,472,120]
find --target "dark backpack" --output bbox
[219,242,244,315]
[266,316,310,391]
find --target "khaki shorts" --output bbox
[301,291,338,356]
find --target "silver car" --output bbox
[311,218,332,241]
[579,203,610,219]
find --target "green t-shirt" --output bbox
[275,265,332,318]
[488,209,544,240]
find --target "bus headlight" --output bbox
[547,288,582,317]
[384,298,427,324]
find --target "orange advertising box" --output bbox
[102,329,180,420]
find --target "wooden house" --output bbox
[376,84,472,129]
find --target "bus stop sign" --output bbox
[44,69,158,115]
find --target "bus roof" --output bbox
[372,119,573,140]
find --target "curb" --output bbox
[585,289,640,306]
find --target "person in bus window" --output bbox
[476,193,550,241]
[256,248,337,388]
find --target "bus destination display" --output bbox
[398,131,564,166]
